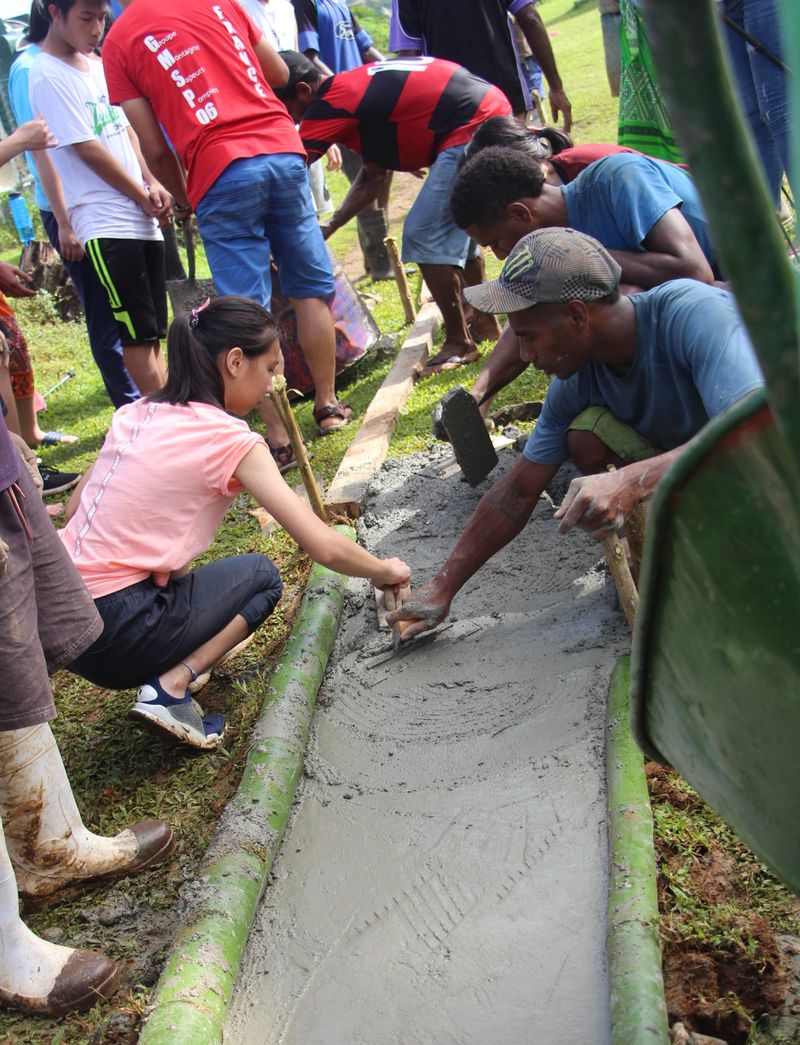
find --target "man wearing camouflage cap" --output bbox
[388,227,764,638]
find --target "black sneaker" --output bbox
[38,466,81,495]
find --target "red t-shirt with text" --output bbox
[103,0,303,206]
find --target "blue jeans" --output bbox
[41,210,140,408]
[722,0,793,204]
[195,153,335,306]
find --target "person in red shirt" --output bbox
[102,0,352,455]
[276,52,513,373]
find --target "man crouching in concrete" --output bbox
[388,227,763,638]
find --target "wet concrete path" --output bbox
[226,449,628,1044]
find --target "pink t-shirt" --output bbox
[60,398,263,598]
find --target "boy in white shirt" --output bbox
[30,0,172,394]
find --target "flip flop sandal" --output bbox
[40,430,79,446]
[270,443,298,474]
[313,403,352,435]
[418,351,480,379]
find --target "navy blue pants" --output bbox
[69,553,283,690]
[41,210,140,408]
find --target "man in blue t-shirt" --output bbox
[387,228,763,638]
[451,147,718,286]
[449,145,719,416]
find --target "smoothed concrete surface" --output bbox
[226,449,628,1045]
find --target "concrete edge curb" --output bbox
[138,531,352,1044]
[606,656,670,1044]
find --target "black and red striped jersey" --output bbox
[298,57,512,170]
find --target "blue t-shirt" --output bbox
[561,153,717,273]
[293,0,372,73]
[524,280,764,466]
[8,45,50,213]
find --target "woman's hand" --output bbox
[372,557,411,590]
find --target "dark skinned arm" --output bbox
[304,50,334,77]
[469,323,528,408]
[553,443,689,539]
[254,36,289,86]
[119,98,190,209]
[515,2,572,131]
[387,456,559,638]
[607,208,715,288]
[321,160,391,237]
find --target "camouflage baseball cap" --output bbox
[464,228,622,314]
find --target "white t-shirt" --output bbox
[29,52,161,245]
[235,0,298,49]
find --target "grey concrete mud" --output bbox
[226,447,629,1044]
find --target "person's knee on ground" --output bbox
[0,815,119,1016]
[567,428,627,475]
[0,723,173,900]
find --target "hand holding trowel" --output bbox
[385,582,451,648]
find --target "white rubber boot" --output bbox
[0,725,173,900]
[0,817,118,1015]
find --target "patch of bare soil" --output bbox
[647,763,790,1043]
[340,171,422,282]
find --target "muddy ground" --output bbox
[226,446,630,1043]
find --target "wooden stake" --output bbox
[384,236,416,325]
[602,465,638,632]
[270,376,328,522]
[602,533,639,632]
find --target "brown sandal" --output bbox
[269,444,298,473]
[313,402,352,435]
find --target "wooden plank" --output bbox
[325,300,441,516]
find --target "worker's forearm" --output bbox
[432,471,539,601]
[517,6,563,89]
[470,325,527,407]
[72,140,148,205]
[327,169,386,233]
[140,144,189,206]
[608,248,714,288]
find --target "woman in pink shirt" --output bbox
[62,296,410,751]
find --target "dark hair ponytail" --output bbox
[150,295,279,408]
[460,117,574,168]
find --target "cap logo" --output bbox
[502,244,538,284]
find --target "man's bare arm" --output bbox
[119,98,190,208]
[321,160,391,237]
[515,2,572,130]
[387,456,558,637]
[469,324,528,408]
[71,138,161,218]
[553,443,689,539]
[254,36,289,86]
[33,148,84,261]
[608,209,715,288]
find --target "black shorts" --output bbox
[85,237,167,346]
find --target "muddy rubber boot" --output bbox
[357,208,393,281]
[0,818,118,1015]
[0,724,174,900]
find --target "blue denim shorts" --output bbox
[195,153,335,306]
[401,145,481,268]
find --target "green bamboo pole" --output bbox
[606,657,670,1045]
[642,0,800,476]
[138,536,351,1044]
